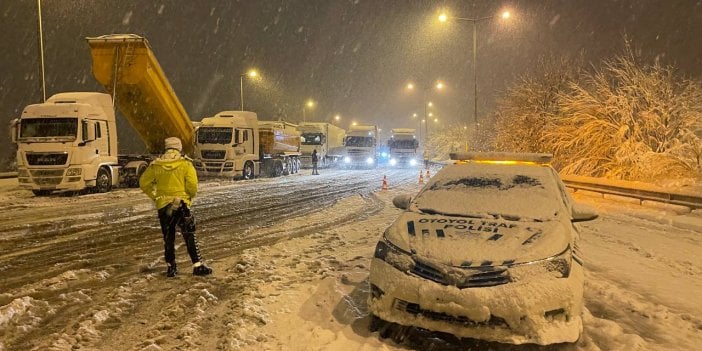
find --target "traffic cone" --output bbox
[382,175,388,191]
[425,169,431,179]
[419,171,424,184]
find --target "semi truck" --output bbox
[341,124,378,168]
[193,112,301,179]
[298,122,345,168]
[387,128,419,167]
[11,34,194,195]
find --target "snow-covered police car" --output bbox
[368,152,598,345]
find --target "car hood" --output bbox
[385,212,571,267]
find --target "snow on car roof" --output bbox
[413,162,566,221]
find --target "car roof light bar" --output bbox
[450,152,553,164]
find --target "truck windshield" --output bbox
[20,118,77,139]
[388,139,418,149]
[345,136,374,147]
[197,127,232,144]
[301,133,324,145]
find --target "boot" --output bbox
[192,262,213,276]
[166,262,177,277]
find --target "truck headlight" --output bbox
[224,162,234,168]
[366,157,374,164]
[389,158,397,166]
[344,156,351,163]
[409,159,417,166]
[66,168,82,176]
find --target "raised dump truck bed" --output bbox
[86,34,193,154]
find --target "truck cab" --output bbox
[387,128,419,167]
[193,112,301,179]
[299,122,345,168]
[12,93,119,195]
[193,111,259,178]
[342,124,378,168]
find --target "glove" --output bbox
[165,197,183,216]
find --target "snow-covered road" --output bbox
[0,168,700,351]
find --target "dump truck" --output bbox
[11,34,194,195]
[387,128,419,167]
[298,122,345,168]
[341,124,378,168]
[193,112,301,179]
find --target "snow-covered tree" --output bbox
[424,123,471,161]
[544,48,702,181]
[493,55,584,154]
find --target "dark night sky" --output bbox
[1,0,701,167]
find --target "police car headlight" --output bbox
[389,159,397,166]
[381,152,388,158]
[374,237,414,273]
[509,246,573,281]
[366,157,374,164]
[344,156,351,163]
[409,159,417,166]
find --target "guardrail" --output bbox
[0,172,17,179]
[561,175,702,210]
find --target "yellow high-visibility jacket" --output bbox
[139,150,198,209]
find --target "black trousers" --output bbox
[312,161,319,174]
[157,203,202,265]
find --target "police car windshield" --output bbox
[413,163,565,221]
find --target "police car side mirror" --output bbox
[571,203,598,222]
[393,194,412,210]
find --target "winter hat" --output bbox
[164,137,182,152]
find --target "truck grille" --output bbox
[201,150,226,160]
[394,299,508,327]
[26,153,68,166]
[29,169,65,186]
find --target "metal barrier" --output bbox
[562,175,702,210]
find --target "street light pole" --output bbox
[439,11,511,126]
[472,21,477,124]
[239,74,244,111]
[37,0,46,102]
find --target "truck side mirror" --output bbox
[234,129,240,145]
[82,120,96,142]
[10,119,18,143]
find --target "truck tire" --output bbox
[243,161,255,180]
[94,167,112,193]
[273,160,283,177]
[131,164,147,188]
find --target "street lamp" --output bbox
[302,99,316,122]
[239,69,259,111]
[405,81,444,145]
[438,10,511,125]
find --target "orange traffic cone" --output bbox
[419,171,424,184]
[382,175,388,191]
[425,169,431,179]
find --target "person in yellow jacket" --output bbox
[139,137,212,277]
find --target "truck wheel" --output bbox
[243,161,255,180]
[32,190,52,196]
[273,160,283,177]
[133,164,147,188]
[95,168,112,193]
